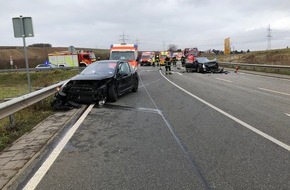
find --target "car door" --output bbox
[117,62,132,94]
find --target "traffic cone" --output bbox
[234,66,239,73]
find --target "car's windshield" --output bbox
[110,51,135,61]
[196,57,209,63]
[80,61,117,75]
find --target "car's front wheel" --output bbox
[197,66,201,73]
[108,84,118,102]
[132,78,138,92]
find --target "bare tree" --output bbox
[168,44,178,52]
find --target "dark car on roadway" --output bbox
[51,60,139,109]
[185,57,222,73]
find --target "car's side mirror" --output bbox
[117,71,128,77]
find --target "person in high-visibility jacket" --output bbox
[155,55,160,66]
[165,56,172,74]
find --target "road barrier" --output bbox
[219,62,290,75]
[0,80,66,120]
[0,67,80,73]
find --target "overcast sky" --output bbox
[1,0,290,51]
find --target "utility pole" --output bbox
[119,31,129,44]
[267,24,272,50]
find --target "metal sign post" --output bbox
[12,15,34,92]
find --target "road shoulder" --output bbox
[0,107,86,190]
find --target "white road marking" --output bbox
[160,70,290,152]
[215,78,232,83]
[242,72,290,82]
[139,73,211,188]
[23,104,95,190]
[286,113,290,117]
[139,79,161,88]
[258,87,290,96]
[176,72,183,76]
[138,107,161,114]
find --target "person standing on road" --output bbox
[155,54,161,70]
[155,55,160,66]
[165,55,172,75]
[181,55,186,67]
[172,56,177,67]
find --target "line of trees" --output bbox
[28,43,52,47]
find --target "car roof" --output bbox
[90,60,125,65]
[37,64,49,66]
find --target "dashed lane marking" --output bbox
[215,78,232,83]
[139,79,161,88]
[258,87,290,96]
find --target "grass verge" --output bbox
[0,69,80,151]
[0,69,80,100]
[0,97,54,151]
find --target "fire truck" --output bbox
[140,51,155,66]
[109,43,138,69]
[184,48,199,63]
[159,51,170,66]
[184,47,199,57]
[48,51,96,67]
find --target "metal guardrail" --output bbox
[0,67,80,73]
[0,80,66,120]
[220,62,290,69]
[219,62,290,75]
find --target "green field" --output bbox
[0,69,80,99]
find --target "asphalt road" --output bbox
[18,66,290,190]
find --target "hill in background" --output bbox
[216,48,290,65]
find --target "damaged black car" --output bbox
[185,57,223,73]
[51,60,139,109]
